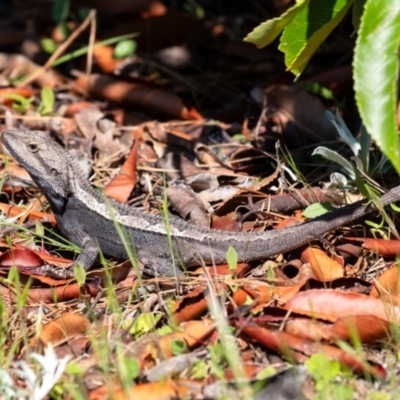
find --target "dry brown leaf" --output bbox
[74,74,203,120]
[343,237,400,257]
[300,247,344,281]
[104,135,140,202]
[36,312,90,346]
[284,289,400,324]
[370,265,400,298]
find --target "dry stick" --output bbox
[86,9,97,79]
[16,9,97,87]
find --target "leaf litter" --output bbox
[0,1,399,398]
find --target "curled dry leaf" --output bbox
[284,315,390,344]
[134,319,215,368]
[166,184,210,226]
[300,247,344,281]
[238,324,386,378]
[284,289,400,324]
[370,265,400,298]
[0,247,42,268]
[27,279,101,303]
[343,237,400,257]
[104,136,140,202]
[90,379,199,400]
[36,312,90,347]
[263,85,338,147]
[74,74,203,120]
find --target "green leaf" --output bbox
[113,40,137,59]
[41,38,57,54]
[190,360,208,379]
[312,146,355,178]
[303,202,335,218]
[171,338,187,355]
[53,0,70,23]
[4,93,34,113]
[74,264,86,285]
[226,246,238,271]
[353,0,400,176]
[51,33,138,67]
[124,358,140,379]
[125,312,162,337]
[279,0,353,77]
[37,86,55,116]
[244,0,309,48]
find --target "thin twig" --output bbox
[17,9,96,87]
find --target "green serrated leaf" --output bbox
[279,0,353,77]
[113,40,137,59]
[74,264,86,285]
[244,0,309,48]
[303,202,334,218]
[226,246,238,271]
[354,0,400,176]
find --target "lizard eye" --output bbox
[27,143,39,152]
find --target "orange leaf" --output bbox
[344,237,400,257]
[370,265,400,298]
[104,135,141,202]
[300,247,343,281]
[284,289,400,324]
[37,312,90,346]
[74,74,203,120]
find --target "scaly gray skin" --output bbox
[3,129,400,278]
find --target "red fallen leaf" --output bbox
[90,380,199,400]
[283,289,400,324]
[241,280,305,308]
[36,312,90,346]
[300,247,343,281]
[26,279,100,303]
[274,216,304,229]
[343,237,400,257]
[133,320,215,370]
[192,263,250,277]
[172,285,211,324]
[74,74,203,120]
[284,314,390,343]
[238,324,386,379]
[370,265,400,298]
[0,248,42,268]
[104,134,141,202]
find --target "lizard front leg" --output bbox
[41,227,99,279]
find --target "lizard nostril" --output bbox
[50,168,58,177]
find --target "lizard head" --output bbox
[2,130,81,213]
